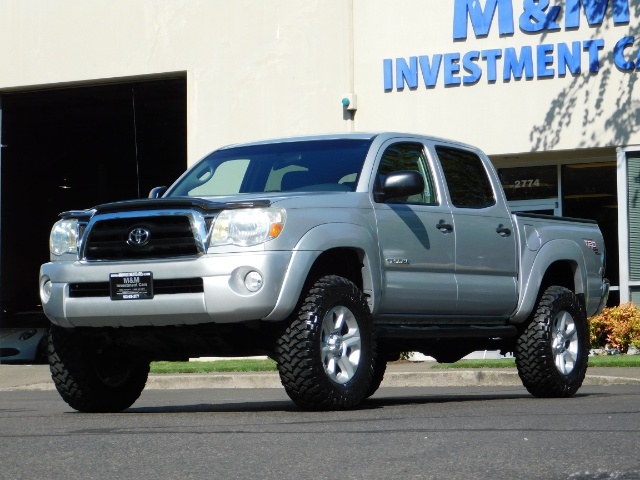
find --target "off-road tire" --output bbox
[366,356,387,399]
[48,325,150,412]
[366,349,401,398]
[515,286,588,398]
[275,275,376,410]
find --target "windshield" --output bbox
[165,138,373,197]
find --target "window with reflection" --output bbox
[498,166,558,201]
[376,143,437,205]
[437,146,495,208]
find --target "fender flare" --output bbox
[262,223,380,321]
[510,239,587,324]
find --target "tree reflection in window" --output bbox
[377,143,436,205]
[437,146,495,208]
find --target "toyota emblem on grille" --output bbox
[128,227,151,246]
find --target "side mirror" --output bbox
[375,170,424,202]
[148,186,167,199]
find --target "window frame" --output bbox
[435,145,496,209]
[374,141,439,206]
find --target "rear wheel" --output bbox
[48,325,149,412]
[366,350,401,398]
[515,286,588,397]
[275,275,375,410]
[360,356,387,400]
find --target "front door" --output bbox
[373,141,458,315]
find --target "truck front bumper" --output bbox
[39,251,293,328]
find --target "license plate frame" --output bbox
[109,271,153,300]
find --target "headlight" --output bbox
[50,219,79,256]
[210,207,286,247]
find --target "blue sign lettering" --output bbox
[557,42,582,75]
[519,0,561,32]
[565,0,630,28]
[396,57,419,89]
[384,1,634,92]
[503,46,534,80]
[482,49,502,82]
[453,0,630,37]
[419,55,442,87]
[444,53,462,86]
[384,37,611,90]
[614,36,636,71]
[463,51,482,84]
[453,0,514,40]
[583,39,605,72]
[383,59,393,90]
[537,44,556,78]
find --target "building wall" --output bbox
[0,0,354,162]
[353,0,640,155]
[2,1,638,161]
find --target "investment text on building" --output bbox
[383,0,638,91]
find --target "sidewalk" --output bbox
[2,362,640,392]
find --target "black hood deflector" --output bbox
[59,197,272,219]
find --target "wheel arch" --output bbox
[511,239,587,324]
[306,248,366,291]
[262,223,380,321]
[540,260,578,296]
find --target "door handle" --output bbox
[496,224,511,237]
[437,220,454,233]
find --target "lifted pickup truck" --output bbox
[40,132,609,412]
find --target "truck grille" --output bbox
[83,216,199,260]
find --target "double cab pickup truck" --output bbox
[40,132,609,412]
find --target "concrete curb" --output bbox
[3,370,640,392]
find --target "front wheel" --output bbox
[48,325,150,412]
[515,286,588,397]
[275,275,376,410]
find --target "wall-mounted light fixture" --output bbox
[341,93,357,111]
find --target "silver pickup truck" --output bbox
[39,132,609,412]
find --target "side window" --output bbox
[436,146,495,208]
[376,143,437,205]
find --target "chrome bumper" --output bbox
[40,251,292,328]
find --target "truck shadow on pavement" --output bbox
[125,390,558,414]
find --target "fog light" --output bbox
[41,279,52,304]
[244,271,264,292]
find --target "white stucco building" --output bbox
[0,0,638,323]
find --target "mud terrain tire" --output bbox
[48,325,149,412]
[275,275,376,410]
[515,286,588,398]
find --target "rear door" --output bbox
[434,145,518,317]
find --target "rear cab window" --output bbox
[436,146,495,209]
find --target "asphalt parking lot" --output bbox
[2,362,640,391]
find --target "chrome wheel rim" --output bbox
[320,305,362,384]
[551,310,578,375]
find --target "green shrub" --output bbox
[588,312,609,349]
[588,303,640,353]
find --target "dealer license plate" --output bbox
[109,271,153,300]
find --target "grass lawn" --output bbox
[431,355,640,369]
[150,358,277,374]
[149,354,640,374]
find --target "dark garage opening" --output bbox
[0,77,187,333]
